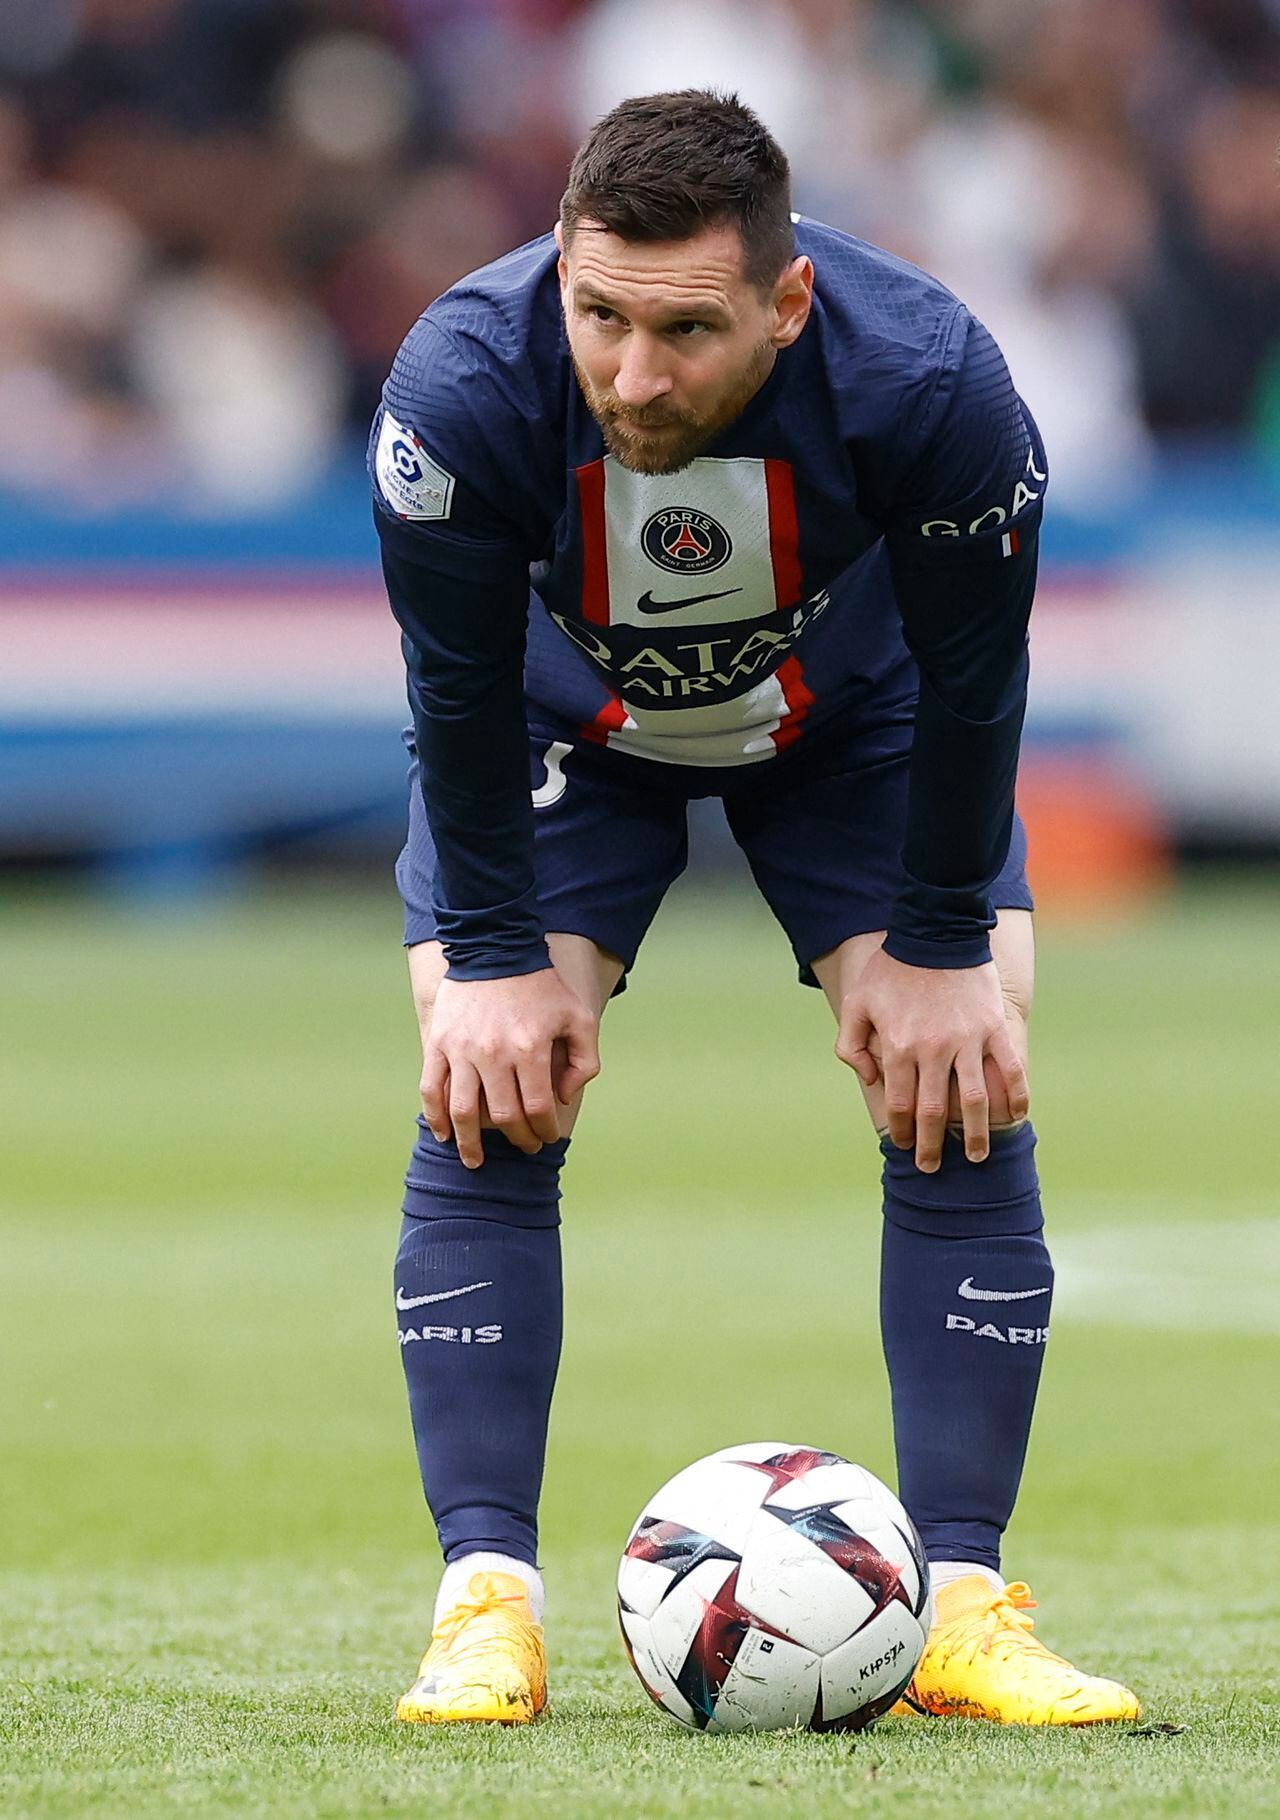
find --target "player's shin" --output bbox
[396,1123,566,1577]
[878,1121,1051,1575]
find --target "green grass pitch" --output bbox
[2,878,1277,1816]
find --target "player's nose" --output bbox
[612,342,673,408]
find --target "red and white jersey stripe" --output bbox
[566,453,815,766]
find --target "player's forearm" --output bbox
[884,655,1027,969]
[405,656,550,980]
[885,498,1037,969]
[383,540,550,981]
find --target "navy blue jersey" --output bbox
[372,217,1046,980]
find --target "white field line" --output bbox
[574,1203,1280,1338]
[1051,1216,1280,1336]
[4,1208,1278,1336]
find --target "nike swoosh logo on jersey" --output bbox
[395,1280,494,1311]
[957,1277,1052,1302]
[636,587,743,614]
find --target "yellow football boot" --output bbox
[894,1576,1141,1726]
[396,1571,547,1725]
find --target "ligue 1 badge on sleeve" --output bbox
[376,410,456,521]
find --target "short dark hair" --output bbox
[560,90,794,290]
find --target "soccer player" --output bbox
[372,90,1140,1728]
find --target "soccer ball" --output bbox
[617,1442,931,1733]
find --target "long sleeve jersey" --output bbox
[372,216,1047,981]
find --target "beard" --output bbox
[572,339,774,475]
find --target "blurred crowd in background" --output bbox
[0,0,1277,516]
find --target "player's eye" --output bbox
[669,320,711,337]
[587,305,620,325]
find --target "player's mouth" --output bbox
[610,415,684,435]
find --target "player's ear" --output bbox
[770,255,814,348]
[554,218,568,288]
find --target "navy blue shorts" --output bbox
[397,711,1033,989]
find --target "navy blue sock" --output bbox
[396,1121,566,1567]
[879,1123,1053,1573]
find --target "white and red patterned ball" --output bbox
[618,1442,931,1733]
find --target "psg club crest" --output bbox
[642,507,733,576]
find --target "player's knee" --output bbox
[991,909,1035,1023]
[946,1047,1025,1129]
[408,940,448,1031]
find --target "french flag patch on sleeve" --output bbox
[1000,529,1021,558]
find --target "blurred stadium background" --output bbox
[1,0,1278,894]
[3,8,1280,1814]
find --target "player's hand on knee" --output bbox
[835,947,1029,1174]
[420,969,601,1168]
